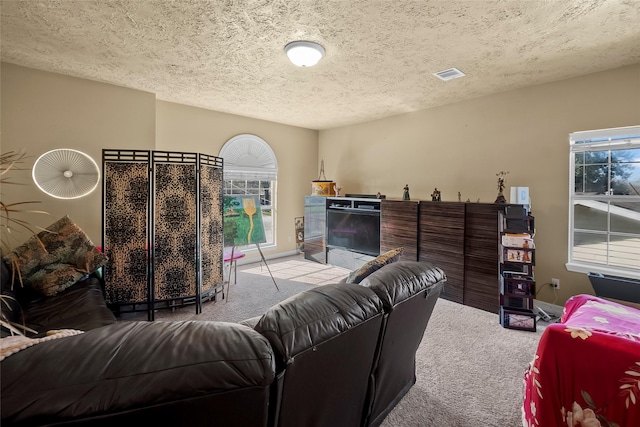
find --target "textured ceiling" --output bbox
[2,0,640,130]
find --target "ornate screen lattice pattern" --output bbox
[102,150,224,320]
[200,155,224,293]
[153,159,197,300]
[103,153,150,305]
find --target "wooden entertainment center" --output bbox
[304,196,382,270]
[304,196,520,314]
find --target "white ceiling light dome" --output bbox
[284,41,325,67]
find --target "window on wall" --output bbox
[568,126,640,280]
[219,134,277,248]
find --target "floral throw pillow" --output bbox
[345,247,404,284]
[2,216,108,296]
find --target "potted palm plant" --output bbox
[1,150,48,335]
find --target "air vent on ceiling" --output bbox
[434,67,466,81]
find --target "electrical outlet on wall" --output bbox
[551,278,560,289]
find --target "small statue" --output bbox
[495,171,509,203]
[333,184,342,197]
[403,184,410,200]
[431,187,441,202]
[458,192,461,202]
[376,192,382,199]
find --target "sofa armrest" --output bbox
[1,320,275,426]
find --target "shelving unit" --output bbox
[303,197,526,316]
[304,196,327,264]
[498,205,536,331]
[325,197,381,269]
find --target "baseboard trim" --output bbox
[235,249,301,267]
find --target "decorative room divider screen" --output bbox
[102,150,224,320]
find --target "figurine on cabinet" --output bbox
[431,188,441,202]
[495,170,509,203]
[403,185,410,200]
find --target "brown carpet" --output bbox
[128,254,544,426]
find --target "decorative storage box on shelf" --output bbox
[500,273,535,310]
[498,206,536,331]
[501,233,534,249]
[499,306,537,332]
[500,247,535,264]
[499,205,535,233]
[500,273,535,296]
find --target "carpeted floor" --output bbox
[127,254,545,426]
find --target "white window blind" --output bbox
[219,134,278,181]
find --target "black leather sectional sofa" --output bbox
[1,260,446,427]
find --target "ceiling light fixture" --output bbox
[285,41,325,67]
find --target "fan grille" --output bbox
[32,149,100,199]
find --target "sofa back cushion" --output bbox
[359,261,446,310]
[1,321,275,426]
[255,283,384,427]
[358,261,446,427]
[255,283,383,363]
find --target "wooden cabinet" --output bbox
[418,201,516,314]
[380,199,418,261]
[463,203,508,314]
[418,202,465,304]
[305,196,519,315]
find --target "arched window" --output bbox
[219,134,277,247]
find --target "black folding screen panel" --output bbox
[199,154,225,296]
[103,151,150,307]
[102,150,224,320]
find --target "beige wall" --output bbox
[155,100,318,260]
[1,63,318,262]
[1,63,156,245]
[3,61,638,305]
[319,64,640,306]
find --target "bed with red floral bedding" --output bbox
[523,294,640,427]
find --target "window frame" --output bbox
[567,125,640,280]
[219,135,277,250]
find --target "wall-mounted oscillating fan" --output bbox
[32,149,100,199]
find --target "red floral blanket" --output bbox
[523,294,640,427]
